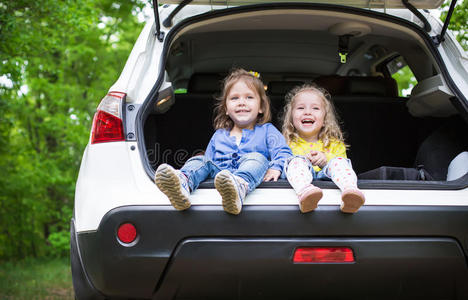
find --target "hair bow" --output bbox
[248,70,260,78]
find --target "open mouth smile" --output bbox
[301,118,315,125]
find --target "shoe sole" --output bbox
[299,188,323,213]
[155,165,191,210]
[341,189,365,213]
[215,171,241,215]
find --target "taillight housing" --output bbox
[91,91,125,144]
[293,247,355,263]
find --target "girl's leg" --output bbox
[285,156,323,213]
[155,156,217,210]
[215,152,268,215]
[325,157,365,213]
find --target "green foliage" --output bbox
[0,0,146,259]
[48,230,71,258]
[392,66,418,97]
[0,257,73,299]
[441,0,468,51]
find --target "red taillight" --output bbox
[91,92,125,144]
[117,223,137,244]
[293,247,355,263]
[91,110,125,144]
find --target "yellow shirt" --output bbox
[289,137,347,172]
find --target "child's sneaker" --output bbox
[154,164,191,210]
[214,170,248,215]
[340,188,365,213]
[297,184,323,213]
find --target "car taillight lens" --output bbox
[293,247,355,263]
[117,223,137,244]
[91,92,125,144]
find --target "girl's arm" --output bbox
[204,132,217,160]
[265,124,293,174]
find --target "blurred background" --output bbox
[0,0,466,298]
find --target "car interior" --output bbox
[143,8,468,183]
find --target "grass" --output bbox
[0,257,74,300]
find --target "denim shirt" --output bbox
[205,123,292,173]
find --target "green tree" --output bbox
[0,0,147,259]
[441,0,468,51]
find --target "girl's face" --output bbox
[291,90,326,142]
[226,80,262,130]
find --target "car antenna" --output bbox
[432,0,457,46]
[153,0,165,42]
[163,0,193,28]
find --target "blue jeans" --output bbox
[282,155,352,180]
[180,152,269,193]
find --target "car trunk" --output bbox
[142,7,468,184]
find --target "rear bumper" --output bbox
[73,205,468,299]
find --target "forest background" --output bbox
[0,0,467,261]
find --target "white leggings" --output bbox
[285,156,358,193]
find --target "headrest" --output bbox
[187,73,223,93]
[313,75,398,97]
[267,81,304,95]
[313,75,347,96]
[347,77,398,97]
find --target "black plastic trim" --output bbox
[198,172,468,190]
[402,0,431,32]
[76,205,468,299]
[70,219,105,300]
[155,237,467,299]
[136,3,468,190]
[124,103,140,141]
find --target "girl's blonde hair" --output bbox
[214,69,271,130]
[282,83,345,148]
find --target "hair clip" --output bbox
[248,71,260,78]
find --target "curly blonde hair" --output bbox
[281,83,345,148]
[214,69,271,130]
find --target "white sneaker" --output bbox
[214,170,248,215]
[154,164,191,210]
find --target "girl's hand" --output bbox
[263,169,281,181]
[306,151,328,168]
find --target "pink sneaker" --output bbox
[298,185,323,213]
[341,188,365,213]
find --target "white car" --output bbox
[71,0,468,299]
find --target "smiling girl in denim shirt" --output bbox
[155,69,291,214]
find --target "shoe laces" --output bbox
[177,171,190,193]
